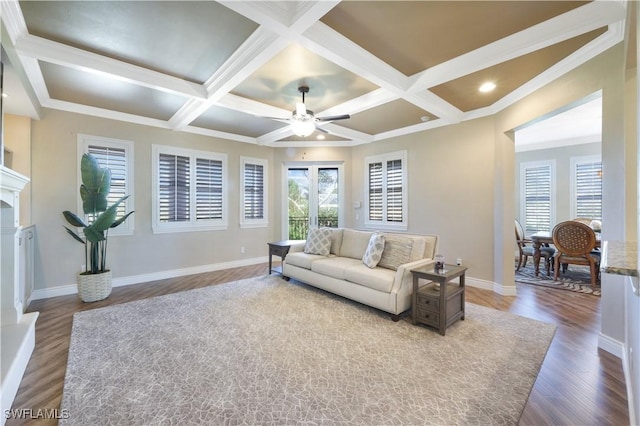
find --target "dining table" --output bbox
[530,230,601,276]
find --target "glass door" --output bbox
[285,163,343,240]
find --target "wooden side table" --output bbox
[267,240,304,275]
[410,264,468,335]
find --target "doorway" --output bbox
[283,162,344,240]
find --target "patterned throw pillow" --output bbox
[304,228,333,256]
[362,233,385,268]
[378,234,414,270]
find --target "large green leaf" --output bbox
[91,195,129,233]
[111,210,135,228]
[62,211,87,227]
[80,154,111,215]
[63,226,86,244]
[83,226,105,244]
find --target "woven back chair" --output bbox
[515,219,554,275]
[552,220,600,287]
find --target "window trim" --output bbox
[519,160,556,236]
[570,155,602,221]
[364,150,408,231]
[77,134,135,236]
[240,156,268,229]
[152,145,228,234]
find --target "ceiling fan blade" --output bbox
[317,114,350,122]
[315,126,329,134]
[296,102,306,117]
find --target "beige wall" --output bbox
[4,113,31,225]
[30,109,276,290]
[350,117,497,282]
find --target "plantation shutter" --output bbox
[87,144,127,218]
[524,165,551,233]
[244,163,264,219]
[575,161,602,220]
[368,162,383,221]
[158,153,190,222]
[196,158,223,221]
[386,159,403,222]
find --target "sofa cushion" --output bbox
[339,229,373,260]
[379,234,413,270]
[344,264,397,293]
[362,233,385,268]
[304,228,333,256]
[409,236,427,261]
[328,228,344,255]
[285,252,327,270]
[311,257,363,280]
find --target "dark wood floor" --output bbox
[8,263,629,425]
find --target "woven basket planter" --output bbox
[77,270,112,302]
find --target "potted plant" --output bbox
[62,153,134,302]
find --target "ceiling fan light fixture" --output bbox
[291,119,315,137]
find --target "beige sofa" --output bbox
[282,228,438,320]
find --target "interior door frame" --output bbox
[281,161,345,240]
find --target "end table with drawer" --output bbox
[267,240,304,275]
[410,264,468,335]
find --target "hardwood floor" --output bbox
[8,263,629,425]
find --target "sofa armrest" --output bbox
[288,242,306,254]
[390,257,435,295]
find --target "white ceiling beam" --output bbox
[302,22,409,95]
[319,123,374,143]
[217,93,291,119]
[43,98,173,129]
[301,22,462,122]
[19,56,50,109]
[317,88,395,118]
[0,0,29,45]
[490,24,624,115]
[408,0,627,92]
[256,125,296,145]
[15,35,206,99]
[169,26,288,130]
[182,125,257,145]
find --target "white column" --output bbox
[0,166,38,426]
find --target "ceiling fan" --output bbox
[283,84,351,137]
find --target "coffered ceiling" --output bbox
[0,1,628,147]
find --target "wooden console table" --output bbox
[267,240,303,275]
[411,264,467,335]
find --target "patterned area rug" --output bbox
[515,260,601,296]
[60,276,556,425]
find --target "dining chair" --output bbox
[552,220,601,288]
[515,219,555,275]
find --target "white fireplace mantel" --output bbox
[1,165,39,425]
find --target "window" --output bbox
[520,160,555,235]
[152,145,227,233]
[571,155,602,220]
[364,151,408,231]
[240,157,268,228]
[78,134,134,236]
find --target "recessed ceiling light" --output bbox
[479,82,496,93]
[317,134,325,140]
[420,116,430,122]
[1,93,8,98]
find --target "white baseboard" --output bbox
[1,312,39,426]
[598,332,624,358]
[30,256,269,301]
[466,276,517,296]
